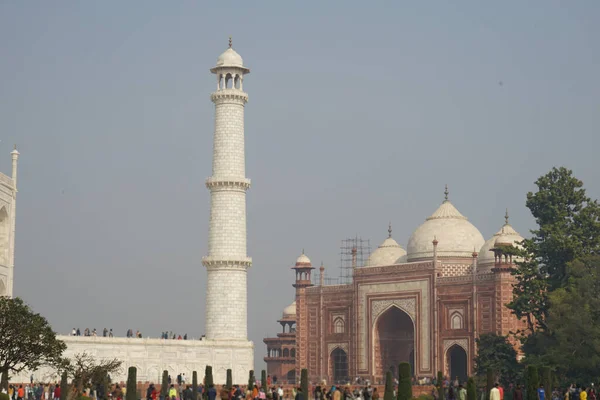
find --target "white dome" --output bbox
[216,48,244,68]
[365,237,407,267]
[296,252,311,265]
[478,217,524,267]
[407,200,485,261]
[282,301,296,318]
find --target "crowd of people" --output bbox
[67,328,191,340]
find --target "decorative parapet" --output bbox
[201,256,252,269]
[211,89,248,104]
[205,178,251,191]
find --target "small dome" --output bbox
[365,236,407,267]
[495,230,516,247]
[216,48,244,68]
[478,213,524,267]
[296,252,311,265]
[282,301,296,318]
[407,197,485,261]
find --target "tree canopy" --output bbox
[61,352,123,395]
[508,167,600,333]
[0,297,66,391]
[508,167,600,383]
[474,334,521,387]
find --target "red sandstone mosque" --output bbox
[263,189,527,385]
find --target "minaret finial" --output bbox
[505,208,509,224]
[13,144,17,150]
[302,248,305,255]
[229,36,232,48]
[388,222,392,238]
[444,184,449,201]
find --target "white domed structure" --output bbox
[296,251,311,265]
[282,301,296,319]
[407,188,485,261]
[365,224,407,267]
[216,48,244,68]
[478,211,524,267]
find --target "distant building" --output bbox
[0,146,19,298]
[264,190,527,384]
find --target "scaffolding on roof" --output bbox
[339,236,371,285]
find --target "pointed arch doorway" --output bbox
[447,345,468,384]
[373,306,415,377]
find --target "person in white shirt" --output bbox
[490,384,501,400]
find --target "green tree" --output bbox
[248,370,254,391]
[526,366,539,400]
[161,370,169,399]
[474,334,520,387]
[300,369,308,400]
[541,257,600,383]
[508,167,600,333]
[204,366,213,400]
[486,370,494,400]
[539,367,552,393]
[0,297,67,391]
[437,371,444,400]
[192,371,198,400]
[126,367,137,400]
[384,371,394,400]
[226,369,232,390]
[467,378,476,400]
[261,370,267,390]
[397,362,412,400]
[60,371,68,400]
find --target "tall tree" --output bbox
[508,167,600,333]
[474,334,520,387]
[542,257,600,383]
[126,367,137,400]
[0,297,66,391]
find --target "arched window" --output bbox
[334,317,345,334]
[283,348,290,357]
[451,312,463,330]
[290,348,296,358]
[0,207,9,266]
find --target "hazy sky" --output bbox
[1,2,599,370]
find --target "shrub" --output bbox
[226,369,232,390]
[384,371,394,400]
[526,366,539,400]
[161,370,169,399]
[61,371,69,400]
[1,393,11,400]
[398,363,412,400]
[467,377,477,400]
[126,367,137,400]
[301,369,309,400]
[437,371,444,400]
[192,371,198,400]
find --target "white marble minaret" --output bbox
[202,40,253,344]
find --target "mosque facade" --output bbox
[264,190,526,385]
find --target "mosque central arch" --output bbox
[374,306,415,377]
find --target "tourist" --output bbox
[295,388,303,400]
[207,385,217,400]
[499,385,504,400]
[513,385,523,400]
[109,329,114,337]
[372,388,379,400]
[449,386,456,400]
[314,383,323,400]
[52,385,60,400]
[581,389,588,400]
[76,328,81,336]
[168,385,177,400]
[103,328,108,337]
[589,389,596,400]
[71,328,76,336]
[539,385,547,400]
[490,384,501,400]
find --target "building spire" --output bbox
[444,184,449,202]
[388,222,392,238]
[505,208,509,225]
[229,36,232,48]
